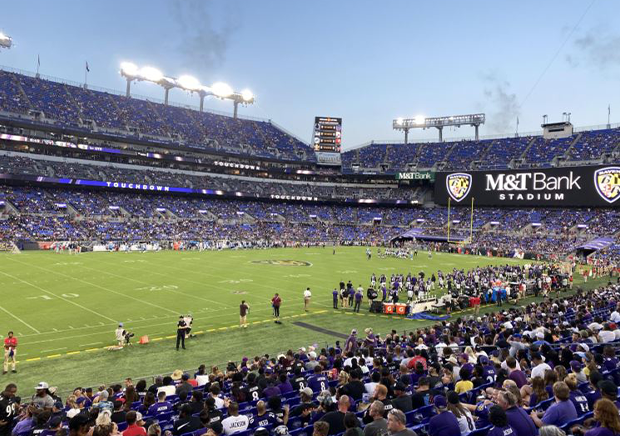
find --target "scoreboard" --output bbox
[312,116,342,153]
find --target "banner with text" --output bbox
[434,166,620,207]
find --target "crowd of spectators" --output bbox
[3,273,620,436]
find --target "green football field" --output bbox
[0,247,596,397]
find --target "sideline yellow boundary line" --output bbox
[14,310,329,365]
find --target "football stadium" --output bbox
[0,2,619,436]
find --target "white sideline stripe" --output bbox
[41,347,67,353]
[0,269,118,324]
[0,304,41,334]
[5,257,178,316]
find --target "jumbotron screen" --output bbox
[312,116,342,153]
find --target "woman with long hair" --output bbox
[447,391,475,436]
[529,377,550,407]
[585,398,620,436]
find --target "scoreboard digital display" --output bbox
[313,116,342,153]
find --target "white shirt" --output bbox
[531,362,552,380]
[222,414,249,435]
[304,290,312,298]
[599,330,615,343]
[610,311,620,323]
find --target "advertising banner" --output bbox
[434,166,620,206]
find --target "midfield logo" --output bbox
[446,173,472,202]
[594,167,620,204]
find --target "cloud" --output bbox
[566,30,620,70]
[480,72,520,133]
[169,0,239,73]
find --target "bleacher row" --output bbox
[341,129,620,173]
[0,70,312,162]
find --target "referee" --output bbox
[176,316,187,350]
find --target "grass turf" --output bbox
[0,247,601,396]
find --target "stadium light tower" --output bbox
[393,113,485,143]
[119,63,255,117]
[0,32,13,50]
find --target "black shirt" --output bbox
[392,394,413,413]
[177,320,187,334]
[341,381,366,401]
[111,410,127,424]
[173,416,203,436]
[0,396,18,436]
[320,411,346,436]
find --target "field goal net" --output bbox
[0,241,21,254]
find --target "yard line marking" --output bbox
[80,342,103,347]
[47,354,62,358]
[68,326,74,329]
[0,268,118,323]
[26,357,41,362]
[0,304,41,334]
[85,348,100,352]
[41,347,67,353]
[85,258,231,309]
[66,351,80,355]
[5,258,178,317]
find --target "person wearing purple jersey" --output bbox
[497,391,537,436]
[428,395,460,436]
[248,401,280,430]
[480,356,497,384]
[148,392,174,416]
[565,375,590,416]
[487,406,516,436]
[584,398,620,436]
[344,329,358,354]
[307,366,329,393]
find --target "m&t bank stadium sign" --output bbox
[434,166,620,207]
[396,171,434,181]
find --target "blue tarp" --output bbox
[406,312,451,321]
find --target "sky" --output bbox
[1,0,619,149]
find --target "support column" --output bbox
[437,126,443,142]
[233,101,239,119]
[475,124,480,140]
[199,95,205,112]
[404,128,409,145]
[125,79,131,98]
[164,88,170,105]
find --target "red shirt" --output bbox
[272,296,281,307]
[4,337,17,349]
[122,424,146,436]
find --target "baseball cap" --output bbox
[35,382,49,390]
[599,380,617,398]
[118,323,124,327]
[48,416,63,429]
[208,422,223,436]
[479,356,489,365]
[308,351,317,359]
[570,360,583,371]
[135,412,144,423]
[300,387,313,397]
[394,382,406,392]
[433,395,447,408]
[274,425,290,436]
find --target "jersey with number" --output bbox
[308,374,328,393]
[570,391,590,415]
[245,385,262,402]
[248,411,279,429]
[0,395,18,436]
[292,376,307,391]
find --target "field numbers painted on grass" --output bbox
[135,285,179,292]
[123,260,147,263]
[27,293,80,300]
[284,274,310,278]
[218,279,253,284]
[337,270,357,274]
[52,262,83,266]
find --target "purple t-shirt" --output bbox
[488,425,517,436]
[428,411,461,436]
[508,370,528,388]
[542,400,577,426]
[585,426,617,436]
[505,407,538,436]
